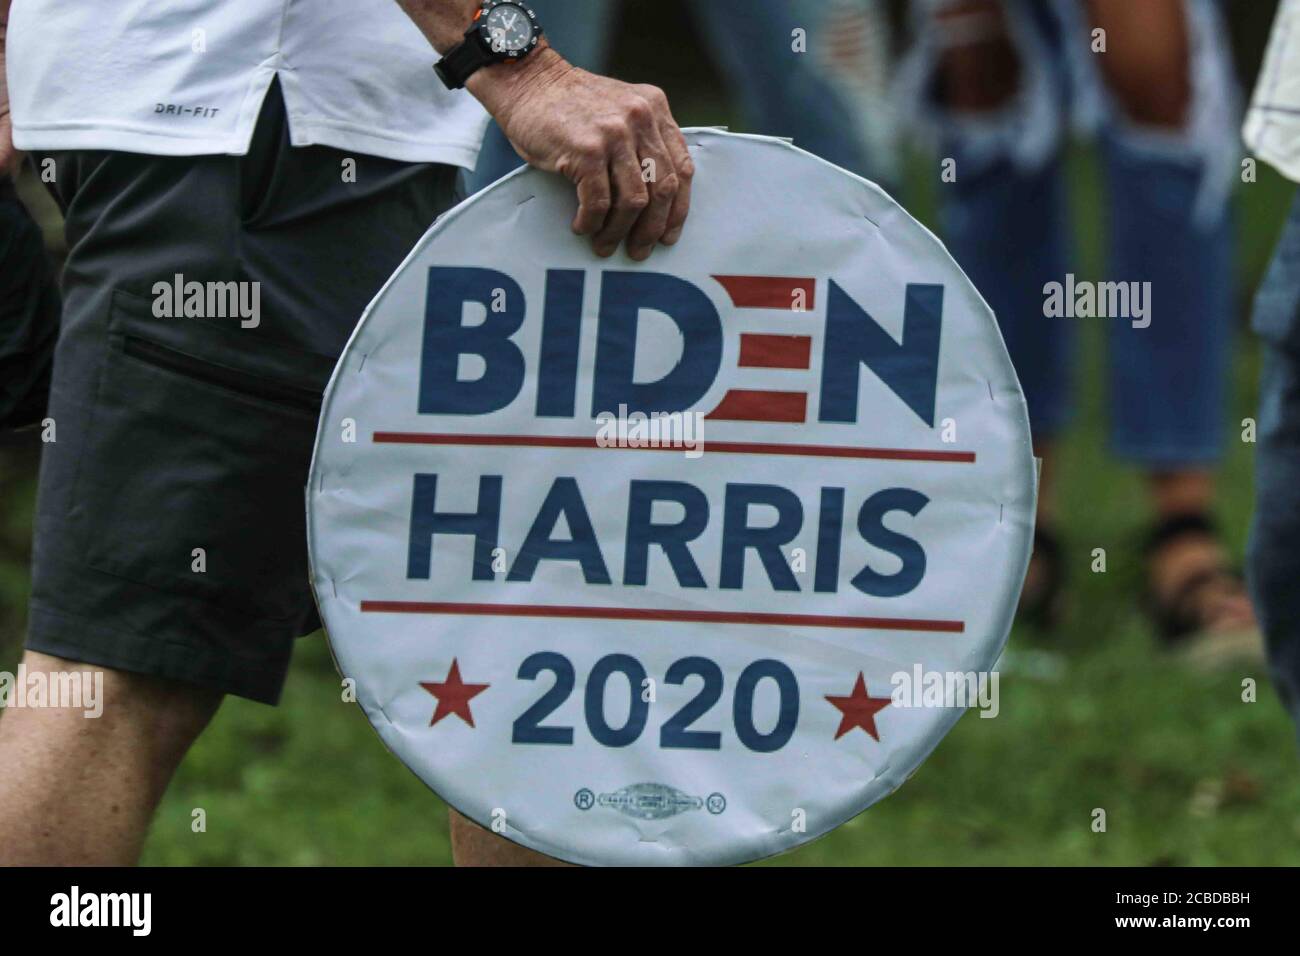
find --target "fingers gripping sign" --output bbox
[402,1,693,261]
[481,63,693,261]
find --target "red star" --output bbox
[825,673,891,741]
[419,659,489,728]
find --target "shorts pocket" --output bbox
[76,288,337,623]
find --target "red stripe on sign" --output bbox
[371,432,975,463]
[705,389,807,422]
[359,600,964,633]
[712,275,815,310]
[738,333,813,369]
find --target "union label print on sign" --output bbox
[307,130,1036,866]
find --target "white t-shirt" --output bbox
[6,0,492,168]
[1245,0,1300,184]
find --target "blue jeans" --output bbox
[1248,191,1300,739]
[465,0,897,194]
[911,0,1238,465]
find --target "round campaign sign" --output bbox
[307,130,1036,866]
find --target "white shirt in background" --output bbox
[1245,0,1300,185]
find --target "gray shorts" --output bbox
[26,79,462,703]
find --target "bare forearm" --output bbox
[395,0,567,118]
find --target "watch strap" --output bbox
[435,34,493,90]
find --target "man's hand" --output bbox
[396,2,693,260]
[471,49,693,261]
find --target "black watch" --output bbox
[435,1,544,90]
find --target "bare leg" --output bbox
[0,650,221,865]
[448,808,570,867]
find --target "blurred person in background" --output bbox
[900,0,1254,659]
[1244,0,1300,740]
[467,0,901,194]
[0,4,59,652]
[0,5,57,443]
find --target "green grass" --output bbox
[134,600,1300,866]
[3,143,1299,866]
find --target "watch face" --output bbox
[484,3,534,55]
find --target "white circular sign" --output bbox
[308,130,1036,866]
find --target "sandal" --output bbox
[1142,513,1261,662]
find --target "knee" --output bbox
[933,2,1022,113]
[13,651,222,792]
[1098,53,1191,129]
[448,808,570,866]
[1089,0,1192,128]
[106,664,223,777]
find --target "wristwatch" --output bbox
[435,1,544,90]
